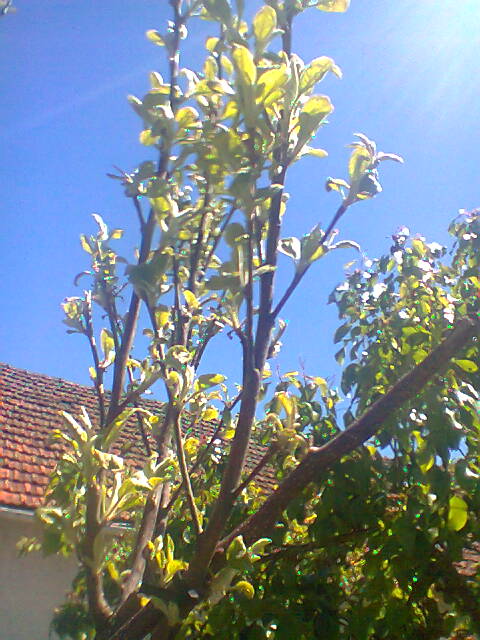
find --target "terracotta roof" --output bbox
[0,362,275,510]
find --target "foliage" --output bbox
[20,1,480,639]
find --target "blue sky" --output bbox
[1,0,479,394]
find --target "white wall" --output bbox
[0,509,77,640]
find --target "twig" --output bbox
[84,293,106,428]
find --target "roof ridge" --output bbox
[0,362,94,394]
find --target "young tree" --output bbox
[25,1,480,638]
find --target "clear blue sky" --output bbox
[1,1,479,393]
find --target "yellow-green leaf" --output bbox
[302,146,328,158]
[155,305,170,327]
[348,146,371,182]
[302,94,333,117]
[196,373,226,391]
[447,496,468,531]
[232,45,256,85]
[257,66,289,105]
[300,57,341,94]
[453,359,479,373]
[146,30,165,46]
[253,5,277,43]
[139,129,159,146]
[175,106,200,130]
[80,234,92,254]
[315,0,350,12]
[183,289,200,310]
[101,328,115,360]
[205,36,220,52]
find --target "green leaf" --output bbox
[334,323,350,343]
[253,5,277,44]
[447,496,468,531]
[205,274,241,292]
[453,359,478,373]
[196,373,226,391]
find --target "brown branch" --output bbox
[222,316,479,548]
[133,195,146,232]
[173,406,202,535]
[119,482,164,606]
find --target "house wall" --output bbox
[0,509,77,640]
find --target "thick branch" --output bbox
[83,482,112,631]
[119,483,164,606]
[223,317,479,547]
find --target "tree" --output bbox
[22,1,480,639]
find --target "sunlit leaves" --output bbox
[299,56,342,94]
[291,94,333,159]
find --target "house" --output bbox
[1,362,479,639]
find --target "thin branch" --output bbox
[106,0,183,426]
[163,392,242,515]
[173,406,203,536]
[84,293,106,428]
[133,196,146,232]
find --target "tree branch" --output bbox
[173,405,203,536]
[222,316,479,548]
